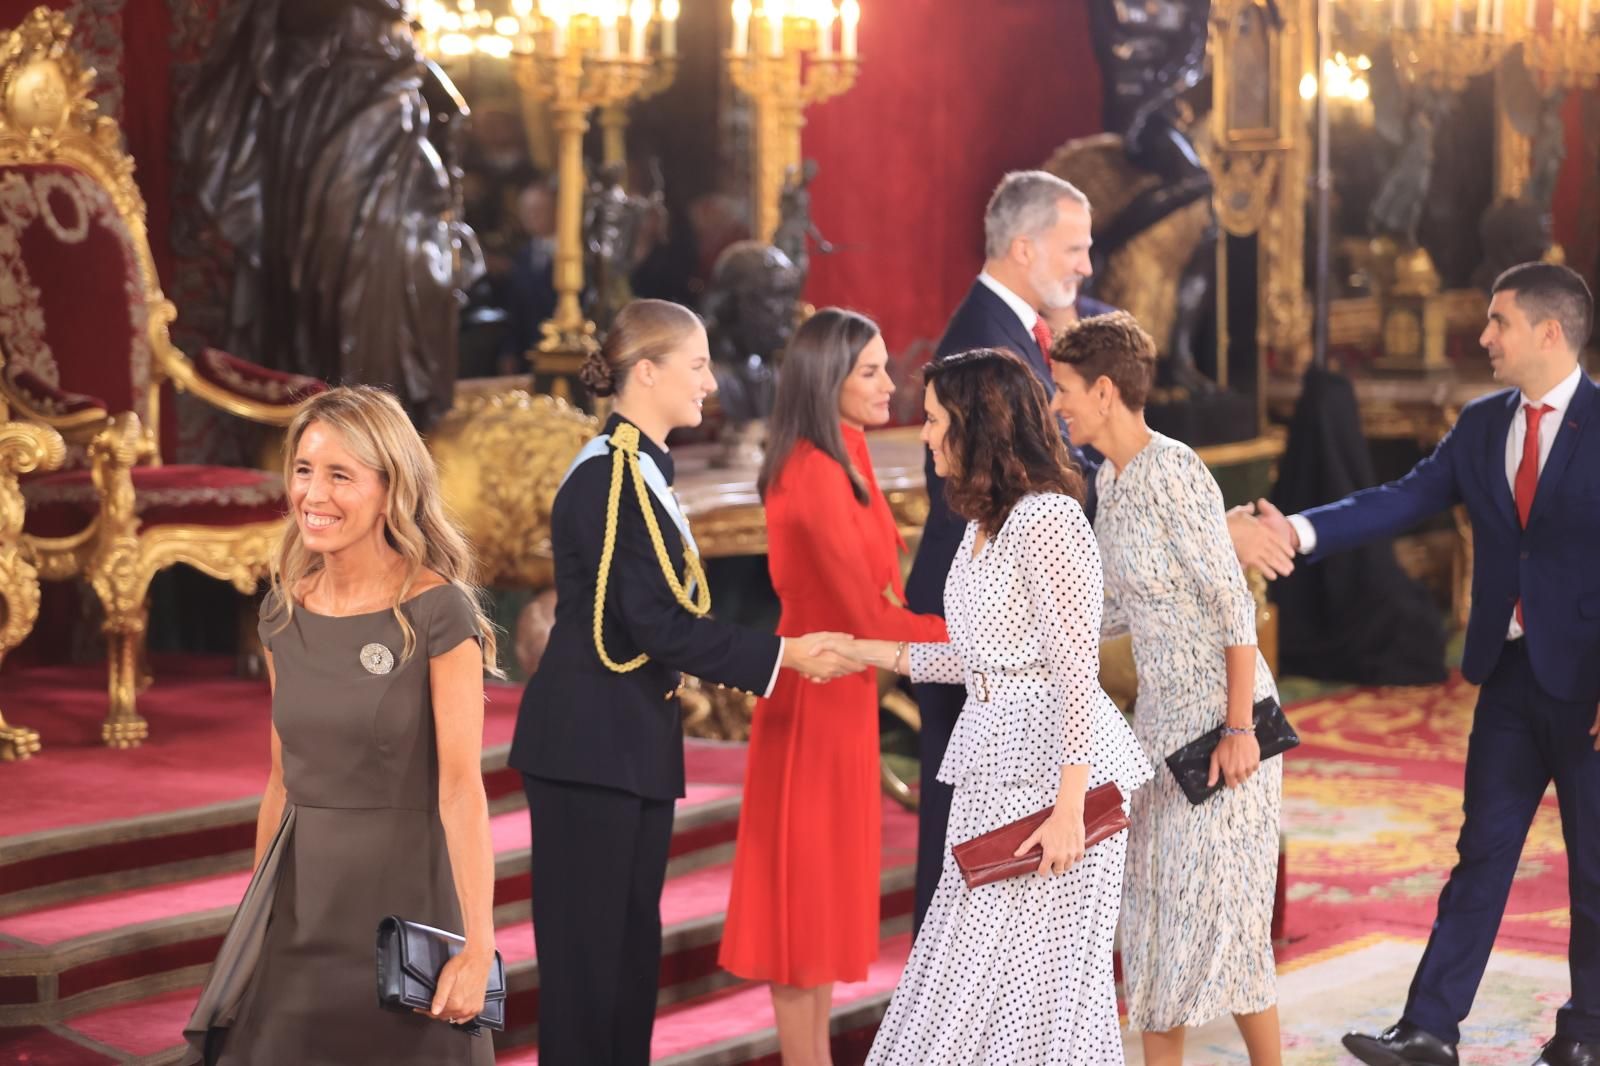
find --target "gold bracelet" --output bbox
[895,641,908,673]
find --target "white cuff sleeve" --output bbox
[1287,514,1318,556]
[763,638,784,698]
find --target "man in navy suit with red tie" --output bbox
[1261,263,1599,1066]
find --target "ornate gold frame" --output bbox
[0,8,298,750]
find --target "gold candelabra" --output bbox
[598,41,677,168]
[1521,0,1600,87]
[1383,0,1519,87]
[1338,0,1598,88]
[507,1,679,374]
[726,0,861,243]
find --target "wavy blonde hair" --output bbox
[269,386,501,675]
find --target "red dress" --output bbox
[719,426,948,987]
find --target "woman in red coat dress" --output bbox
[720,309,948,1065]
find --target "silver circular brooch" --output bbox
[360,642,395,675]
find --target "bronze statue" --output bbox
[771,160,832,284]
[701,241,804,462]
[583,161,666,332]
[1084,0,1223,392]
[1473,48,1565,287]
[1367,52,1452,249]
[177,0,482,428]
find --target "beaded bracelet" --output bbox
[1220,725,1254,737]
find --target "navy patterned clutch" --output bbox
[1164,696,1299,806]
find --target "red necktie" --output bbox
[1032,317,1053,360]
[1513,402,1552,627]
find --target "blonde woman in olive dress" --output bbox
[184,386,499,1065]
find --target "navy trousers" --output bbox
[1403,638,1600,1044]
[912,680,965,935]
[524,775,674,1066]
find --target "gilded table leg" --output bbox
[0,713,42,761]
[0,419,67,761]
[102,626,149,749]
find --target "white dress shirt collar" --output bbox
[1521,363,1582,416]
[977,271,1039,334]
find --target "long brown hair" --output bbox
[270,386,501,675]
[758,307,879,504]
[924,348,1083,535]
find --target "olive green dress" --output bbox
[183,585,494,1065]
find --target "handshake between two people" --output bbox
[779,633,903,684]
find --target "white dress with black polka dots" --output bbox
[1094,433,1281,1032]
[866,492,1152,1066]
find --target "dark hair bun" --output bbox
[578,348,617,397]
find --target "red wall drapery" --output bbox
[799,0,1106,360]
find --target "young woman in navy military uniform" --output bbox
[508,299,851,1066]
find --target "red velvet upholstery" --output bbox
[1,364,106,416]
[0,164,151,441]
[195,348,325,406]
[21,466,284,538]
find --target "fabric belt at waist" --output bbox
[965,666,1050,703]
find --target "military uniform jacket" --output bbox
[509,414,782,799]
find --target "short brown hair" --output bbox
[1049,311,1158,410]
[1492,261,1594,352]
[580,299,702,397]
[923,348,1084,535]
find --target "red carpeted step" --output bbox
[62,985,201,1061]
[0,786,742,1023]
[0,786,739,947]
[45,797,917,1062]
[0,656,525,837]
[0,659,526,915]
[493,932,912,1065]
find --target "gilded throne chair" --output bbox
[0,8,324,749]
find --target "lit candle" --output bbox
[1579,0,1590,31]
[629,0,650,57]
[1451,0,1463,29]
[1491,0,1503,29]
[1394,0,1405,28]
[549,9,566,55]
[840,0,858,56]
[817,3,835,57]
[661,0,679,55]
[1526,0,1537,30]
[767,3,786,56]
[1475,0,1488,29]
[1553,0,1563,29]
[732,0,751,55]
[601,1,620,57]
[1421,0,1434,28]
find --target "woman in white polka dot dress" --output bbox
[834,348,1152,1066]
[1050,313,1283,1066]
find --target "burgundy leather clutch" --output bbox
[950,782,1129,890]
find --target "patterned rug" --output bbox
[1122,672,1572,1064]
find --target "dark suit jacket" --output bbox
[1302,373,1600,703]
[904,279,1099,615]
[510,414,781,799]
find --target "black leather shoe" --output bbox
[1342,1021,1460,1066]
[1533,1037,1600,1066]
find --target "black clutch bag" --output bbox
[1164,696,1300,806]
[376,916,506,1036]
